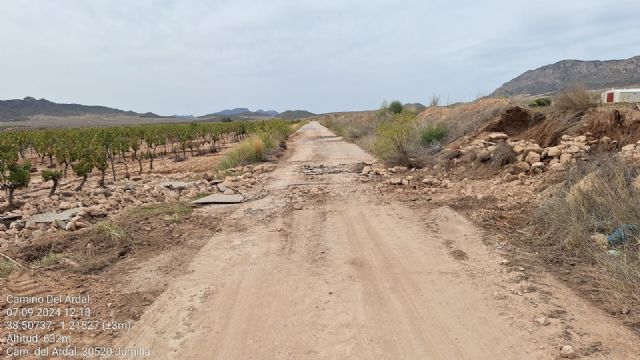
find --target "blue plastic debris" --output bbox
[607,224,639,247]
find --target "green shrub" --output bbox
[0,258,13,278]
[40,252,62,267]
[373,113,418,165]
[419,122,448,146]
[388,101,404,114]
[528,97,552,107]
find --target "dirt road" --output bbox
[116,122,640,359]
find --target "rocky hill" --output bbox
[0,97,151,121]
[279,110,315,120]
[492,55,640,97]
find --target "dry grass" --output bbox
[215,136,266,172]
[554,85,598,111]
[420,99,509,141]
[490,142,517,168]
[536,155,640,306]
[321,99,511,167]
[39,252,62,267]
[0,258,13,278]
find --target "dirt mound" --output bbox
[517,111,585,147]
[418,98,510,122]
[581,106,640,145]
[484,106,541,136]
[478,105,640,148]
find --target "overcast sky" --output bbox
[1,0,638,115]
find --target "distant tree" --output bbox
[389,100,404,114]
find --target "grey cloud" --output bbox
[0,0,638,115]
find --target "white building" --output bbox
[601,88,640,104]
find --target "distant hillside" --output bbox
[492,55,640,97]
[212,108,279,117]
[279,110,315,120]
[0,97,153,121]
[404,103,427,113]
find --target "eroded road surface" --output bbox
[116,122,640,359]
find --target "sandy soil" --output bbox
[111,122,640,359]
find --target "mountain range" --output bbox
[211,108,279,117]
[492,55,640,97]
[0,97,156,122]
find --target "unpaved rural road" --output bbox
[116,122,640,359]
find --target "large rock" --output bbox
[622,144,636,152]
[548,158,565,172]
[531,162,545,171]
[30,208,83,224]
[524,143,542,153]
[488,132,508,140]
[560,345,577,359]
[513,162,531,173]
[546,146,562,158]
[58,201,75,211]
[422,177,441,187]
[525,152,541,164]
[590,233,608,250]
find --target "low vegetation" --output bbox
[216,137,267,171]
[323,99,512,167]
[528,97,552,108]
[0,258,13,278]
[419,122,448,147]
[537,156,640,305]
[39,252,62,267]
[373,113,419,165]
[384,100,404,115]
[490,142,517,168]
[214,120,297,173]
[127,202,193,221]
[554,85,598,111]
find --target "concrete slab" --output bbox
[191,194,244,205]
[29,208,83,223]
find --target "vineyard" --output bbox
[0,119,293,209]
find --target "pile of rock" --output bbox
[361,163,391,176]
[619,140,640,161]
[541,135,596,171]
[459,132,599,174]
[0,162,279,242]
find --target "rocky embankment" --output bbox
[0,163,277,250]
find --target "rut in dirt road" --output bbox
[115,122,640,359]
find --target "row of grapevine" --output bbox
[0,119,293,207]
